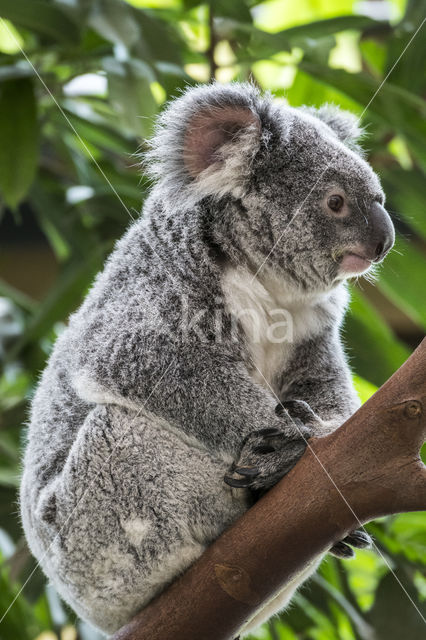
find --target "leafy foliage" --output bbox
[0,1,425,639]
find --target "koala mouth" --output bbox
[340,251,372,275]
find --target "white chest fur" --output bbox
[221,266,347,394]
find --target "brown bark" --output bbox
[113,338,426,640]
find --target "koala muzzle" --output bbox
[340,202,394,275]
[365,201,395,263]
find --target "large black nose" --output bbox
[368,201,395,262]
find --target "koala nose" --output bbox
[368,201,395,263]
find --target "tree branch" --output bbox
[113,339,426,640]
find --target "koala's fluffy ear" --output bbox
[146,83,265,203]
[183,106,260,177]
[305,105,364,148]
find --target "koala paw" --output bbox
[224,424,312,491]
[330,529,372,559]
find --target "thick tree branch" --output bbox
[113,339,426,640]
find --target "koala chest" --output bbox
[221,266,329,395]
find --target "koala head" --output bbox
[147,83,394,293]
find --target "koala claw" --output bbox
[253,444,275,454]
[224,475,254,489]
[224,426,312,491]
[233,466,259,478]
[330,541,355,559]
[257,427,284,437]
[345,529,372,548]
[330,529,372,558]
[224,462,259,488]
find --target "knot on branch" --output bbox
[388,398,423,421]
[404,400,422,418]
[214,563,260,605]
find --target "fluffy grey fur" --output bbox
[20,83,394,636]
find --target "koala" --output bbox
[20,83,394,637]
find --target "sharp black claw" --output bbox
[224,475,252,488]
[258,427,283,437]
[253,444,275,454]
[345,530,372,548]
[281,400,296,408]
[330,541,355,559]
[275,403,287,416]
[234,466,259,477]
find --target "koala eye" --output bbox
[327,194,344,212]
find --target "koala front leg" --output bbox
[280,330,360,434]
[223,329,357,492]
[280,330,372,556]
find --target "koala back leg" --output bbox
[21,403,248,635]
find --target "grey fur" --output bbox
[20,82,394,636]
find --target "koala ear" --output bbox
[305,105,363,146]
[146,84,265,203]
[183,106,261,177]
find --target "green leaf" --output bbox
[285,68,361,112]
[134,9,186,63]
[343,545,389,612]
[0,64,34,81]
[225,16,385,60]
[300,61,426,113]
[182,0,204,10]
[0,565,37,639]
[5,243,111,360]
[104,57,158,137]
[0,78,38,209]
[313,574,374,640]
[383,0,426,95]
[299,62,426,171]
[345,287,410,386]
[0,279,37,312]
[0,369,30,413]
[0,486,21,541]
[381,168,426,241]
[0,468,19,488]
[268,15,386,47]
[62,106,135,155]
[0,0,79,43]
[88,0,140,47]
[368,570,426,639]
[352,375,378,404]
[292,593,340,639]
[0,430,20,463]
[377,237,426,331]
[31,590,55,631]
[211,0,253,23]
[369,514,426,565]
[360,38,387,76]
